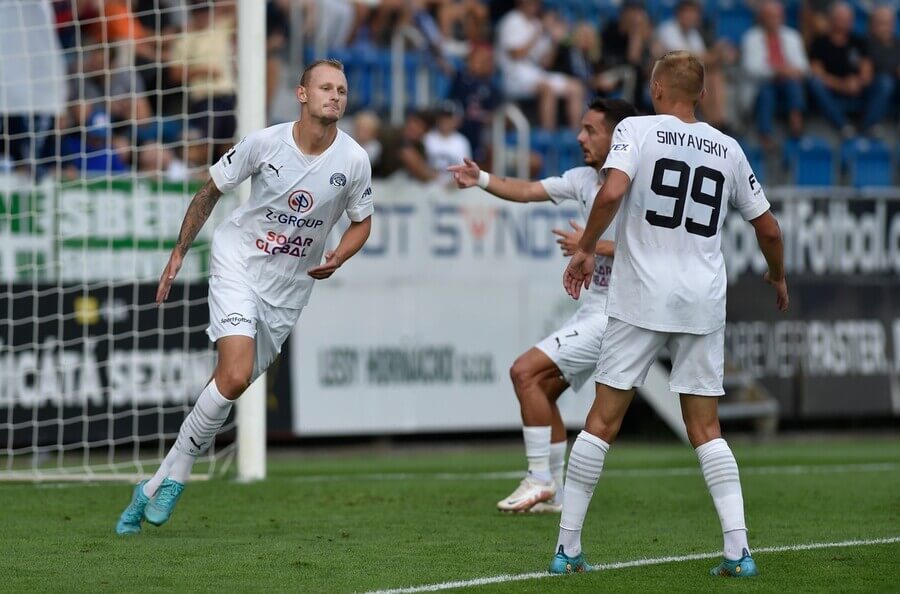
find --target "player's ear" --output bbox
[697,86,707,104]
[296,85,307,105]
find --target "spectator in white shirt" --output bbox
[496,0,585,130]
[424,101,472,185]
[654,0,735,130]
[741,0,809,144]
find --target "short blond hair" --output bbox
[652,51,705,102]
[299,58,345,87]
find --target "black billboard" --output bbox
[0,283,217,449]
[723,191,900,420]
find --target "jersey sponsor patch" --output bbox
[610,143,630,152]
[256,231,314,258]
[287,189,314,214]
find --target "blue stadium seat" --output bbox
[784,136,836,186]
[715,0,755,45]
[739,141,766,185]
[841,138,893,188]
[646,0,680,23]
[530,129,558,178]
[555,130,583,173]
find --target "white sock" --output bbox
[149,380,233,489]
[549,440,567,505]
[556,430,609,557]
[523,425,552,481]
[143,447,178,497]
[696,438,749,560]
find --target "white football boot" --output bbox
[496,474,556,512]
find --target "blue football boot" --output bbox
[116,480,150,535]
[143,478,186,526]
[549,545,593,574]
[709,549,758,577]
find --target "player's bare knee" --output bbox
[585,415,621,444]
[214,368,252,399]
[509,358,536,393]
[685,421,721,449]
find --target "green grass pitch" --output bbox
[2,437,898,592]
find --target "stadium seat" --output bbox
[646,0,680,23]
[783,136,836,186]
[714,0,755,45]
[507,129,557,178]
[555,130,583,173]
[739,142,766,185]
[841,137,893,188]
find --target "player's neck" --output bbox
[661,104,698,124]
[293,118,338,156]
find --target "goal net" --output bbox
[0,0,254,481]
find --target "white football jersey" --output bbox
[601,115,769,334]
[208,123,374,309]
[541,166,615,312]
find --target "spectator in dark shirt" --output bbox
[598,0,653,110]
[447,43,498,159]
[807,2,873,133]
[552,22,602,97]
[862,5,899,132]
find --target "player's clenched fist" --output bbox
[156,251,183,304]
[563,249,595,300]
[447,158,481,189]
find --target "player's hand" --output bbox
[447,158,480,189]
[552,219,584,256]
[563,249,595,300]
[156,251,183,305]
[764,272,789,312]
[308,251,344,280]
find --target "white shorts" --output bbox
[503,63,570,98]
[594,317,725,396]
[535,306,609,392]
[206,275,302,382]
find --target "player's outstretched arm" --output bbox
[156,177,223,304]
[749,210,789,312]
[447,158,549,203]
[308,216,372,280]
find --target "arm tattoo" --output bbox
[175,178,223,257]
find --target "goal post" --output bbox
[0,0,267,482]
[235,0,267,483]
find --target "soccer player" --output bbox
[448,99,638,513]
[115,59,374,535]
[550,51,788,577]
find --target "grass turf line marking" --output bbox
[363,536,900,594]
[292,461,900,483]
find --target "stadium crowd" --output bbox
[0,0,897,185]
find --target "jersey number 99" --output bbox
[645,158,724,238]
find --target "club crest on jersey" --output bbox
[288,189,314,214]
[330,173,347,187]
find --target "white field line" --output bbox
[362,536,900,594]
[291,461,900,484]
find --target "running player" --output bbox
[116,59,374,534]
[550,51,787,577]
[448,99,638,513]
